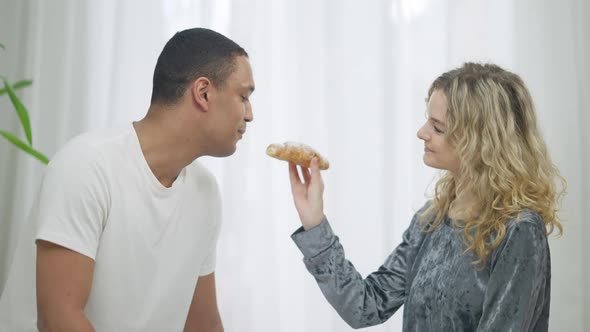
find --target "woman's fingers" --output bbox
[289,162,302,186]
[287,158,326,230]
[310,157,323,188]
[301,165,311,185]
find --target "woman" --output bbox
[288,63,565,331]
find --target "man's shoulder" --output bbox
[58,126,129,153]
[51,126,131,165]
[44,126,132,186]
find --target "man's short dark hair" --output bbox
[150,28,248,105]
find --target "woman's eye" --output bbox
[434,126,444,134]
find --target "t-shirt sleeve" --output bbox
[198,223,219,276]
[34,144,109,260]
[198,175,222,276]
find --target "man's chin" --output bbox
[210,146,237,158]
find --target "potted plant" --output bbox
[0,42,48,165]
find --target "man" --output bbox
[0,27,254,331]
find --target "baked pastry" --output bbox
[266,142,330,170]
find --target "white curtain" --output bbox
[0,0,587,331]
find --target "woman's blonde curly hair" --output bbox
[421,62,566,266]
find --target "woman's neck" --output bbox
[448,196,479,221]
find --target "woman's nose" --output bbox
[417,124,429,140]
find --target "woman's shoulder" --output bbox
[505,209,546,233]
[489,209,550,271]
[406,200,438,234]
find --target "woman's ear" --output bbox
[191,77,211,111]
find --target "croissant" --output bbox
[266,142,330,170]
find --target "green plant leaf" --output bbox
[0,43,4,50]
[0,130,49,165]
[0,80,33,96]
[2,78,32,146]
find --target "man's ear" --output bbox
[191,77,211,111]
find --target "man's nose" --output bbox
[245,104,253,122]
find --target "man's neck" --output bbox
[132,110,202,188]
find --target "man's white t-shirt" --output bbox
[0,125,222,331]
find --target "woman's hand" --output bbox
[288,157,325,230]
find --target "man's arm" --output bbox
[184,272,223,332]
[36,240,95,332]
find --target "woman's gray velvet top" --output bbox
[291,204,551,331]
